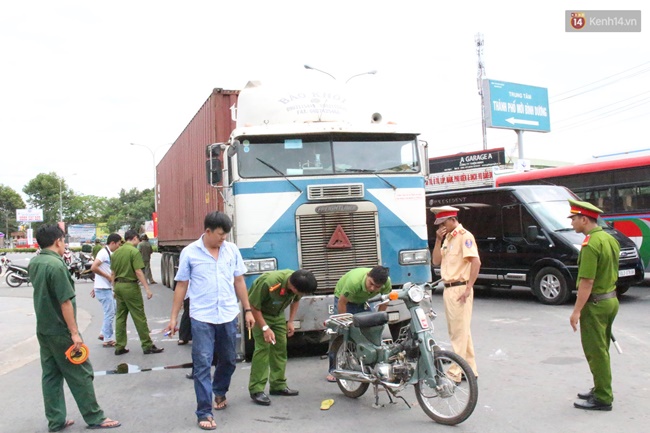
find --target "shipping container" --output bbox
[157,88,239,250]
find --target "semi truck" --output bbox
[157,81,432,357]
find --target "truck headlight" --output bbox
[244,258,277,274]
[399,249,430,265]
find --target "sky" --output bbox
[1,1,648,200]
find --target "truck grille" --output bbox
[308,183,364,200]
[619,247,639,261]
[298,210,379,294]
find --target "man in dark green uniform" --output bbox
[110,229,163,355]
[137,234,156,284]
[248,269,317,405]
[91,238,103,259]
[30,225,120,431]
[568,199,619,411]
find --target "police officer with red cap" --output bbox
[568,199,619,411]
[430,205,481,382]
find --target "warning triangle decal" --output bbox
[327,224,352,249]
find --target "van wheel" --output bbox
[533,267,571,305]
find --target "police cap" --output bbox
[567,199,603,220]
[430,205,459,225]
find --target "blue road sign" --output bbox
[482,79,550,132]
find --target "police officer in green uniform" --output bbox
[248,269,318,406]
[30,225,120,431]
[568,199,619,411]
[111,229,163,355]
[91,238,103,259]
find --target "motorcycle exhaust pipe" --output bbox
[330,369,376,383]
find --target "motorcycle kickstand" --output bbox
[372,384,384,408]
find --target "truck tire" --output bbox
[533,267,571,305]
[165,254,177,289]
[161,254,169,287]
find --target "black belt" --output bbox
[444,281,467,288]
[115,278,136,283]
[589,291,617,304]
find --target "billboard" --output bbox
[16,208,44,222]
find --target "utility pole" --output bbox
[475,33,487,150]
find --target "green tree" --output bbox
[0,184,26,236]
[22,172,72,225]
[103,188,154,232]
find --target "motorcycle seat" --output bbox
[353,311,388,328]
[9,264,28,271]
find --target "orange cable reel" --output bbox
[65,343,90,365]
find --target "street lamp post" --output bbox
[130,143,171,212]
[303,64,336,80]
[345,70,377,84]
[304,64,377,83]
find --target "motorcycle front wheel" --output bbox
[5,271,24,288]
[330,336,369,398]
[415,349,478,425]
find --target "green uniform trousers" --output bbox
[37,333,105,431]
[580,296,619,404]
[114,282,153,351]
[248,313,289,394]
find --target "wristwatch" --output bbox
[262,325,270,332]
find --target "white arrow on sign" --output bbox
[505,117,539,126]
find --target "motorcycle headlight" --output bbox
[407,284,425,303]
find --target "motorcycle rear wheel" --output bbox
[415,349,478,425]
[330,336,369,398]
[5,271,24,288]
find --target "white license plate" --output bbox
[387,312,400,322]
[618,268,635,277]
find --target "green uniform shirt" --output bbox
[577,226,620,294]
[138,241,153,262]
[334,267,392,304]
[110,243,144,281]
[248,270,300,317]
[29,249,77,335]
[92,243,103,258]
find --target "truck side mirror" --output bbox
[526,225,542,243]
[206,158,222,185]
[227,140,240,158]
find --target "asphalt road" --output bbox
[1,252,650,433]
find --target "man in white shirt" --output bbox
[164,212,254,431]
[90,233,122,347]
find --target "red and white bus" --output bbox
[496,155,650,277]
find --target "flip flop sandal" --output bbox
[48,419,74,432]
[102,341,116,347]
[214,396,228,410]
[320,399,335,410]
[198,416,217,430]
[326,374,337,383]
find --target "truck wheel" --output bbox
[161,254,169,287]
[533,267,571,305]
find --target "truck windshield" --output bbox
[237,133,420,178]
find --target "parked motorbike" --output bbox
[68,252,95,282]
[0,252,12,274]
[5,264,30,287]
[326,282,478,425]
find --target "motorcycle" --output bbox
[326,282,478,425]
[68,252,95,282]
[5,264,30,287]
[0,252,11,274]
